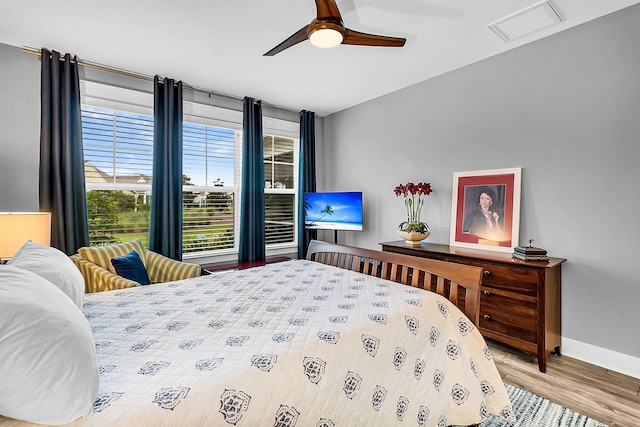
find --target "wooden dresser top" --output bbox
[380,241,566,269]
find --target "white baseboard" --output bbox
[562,337,640,379]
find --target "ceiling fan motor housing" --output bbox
[308,19,346,47]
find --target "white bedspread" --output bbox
[1,260,513,426]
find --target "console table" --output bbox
[380,241,566,372]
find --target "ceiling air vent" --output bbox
[488,0,563,43]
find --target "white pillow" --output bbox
[0,266,99,425]
[7,240,85,308]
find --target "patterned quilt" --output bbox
[2,260,514,426]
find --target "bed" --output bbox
[0,240,514,426]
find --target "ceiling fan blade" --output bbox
[342,28,406,47]
[315,0,343,21]
[263,25,310,56]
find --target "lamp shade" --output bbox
[0,212,51,259]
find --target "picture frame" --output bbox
[449,168,522,253]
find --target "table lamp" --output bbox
[0,212,52,260]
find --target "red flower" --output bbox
[394,181,434,232]
[418,182,432,195]
[393,184,407,197]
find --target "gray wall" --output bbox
[0,44,40,211]
[321,5,640,359]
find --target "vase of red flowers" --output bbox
[394,181,433,246]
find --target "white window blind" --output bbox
[182,120,239,253]
[82,105,153,247]
[264,134,296,245]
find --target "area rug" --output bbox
[479,383,608,427]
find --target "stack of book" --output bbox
[512,245,549,261]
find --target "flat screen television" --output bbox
[304,191,363,231]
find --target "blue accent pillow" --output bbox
[110,250,151,285]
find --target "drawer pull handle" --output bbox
[482,290,492,296]
[483,314,491,320]
[483,270,491,276]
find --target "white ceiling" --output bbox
[1,0,638,116]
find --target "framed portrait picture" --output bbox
[449,168,522,253]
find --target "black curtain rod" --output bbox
[22,47,299,115]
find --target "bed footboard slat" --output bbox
[364,258,375,276]
[436,276,446,296]
[337,253,346,269]
[390,263,399,282]
[400,266,409,284]
[411,269,421,288]
[450,282,459,305]
[424,272,433,291]
[380,261,391,280]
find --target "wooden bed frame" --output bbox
[306,240,484,327]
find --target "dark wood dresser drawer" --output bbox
[481,264,537,291]
[480,306,537,343]
[480,286,537,317]
[380,241,566,372]
[480,286,537,342]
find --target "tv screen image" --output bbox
[304,191,363,231]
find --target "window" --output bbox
[81,105,153,247]
[264,135,296,244]
[182,120,239,253]
[81,81,299,258]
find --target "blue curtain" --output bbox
[39,48,89,255]
[149,76,183,260]
[238,97,265,262]
[297,110,317,259]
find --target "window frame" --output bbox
[262,115,300,253]
[182,102,243,258]
[263,133,298,248]
[81,97,155,248]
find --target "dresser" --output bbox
[380,241,566,372]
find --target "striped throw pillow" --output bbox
[145,251,200,283]
[78,239,147,273]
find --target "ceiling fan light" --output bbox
[309,28,344,48]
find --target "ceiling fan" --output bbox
[263,0,406,56]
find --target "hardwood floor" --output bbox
[487,339,640,427]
